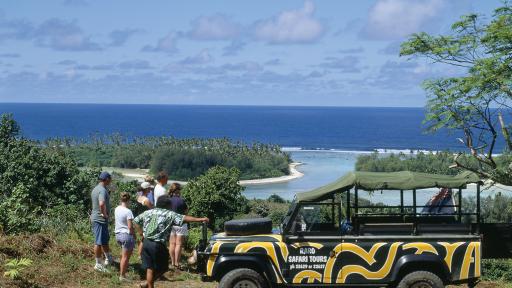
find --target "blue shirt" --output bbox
[170,196,188,215]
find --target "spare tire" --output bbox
[224,218,273,236]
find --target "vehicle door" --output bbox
[283,201,342,284]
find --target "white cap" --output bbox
[141,182,152,189]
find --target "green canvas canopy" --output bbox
[296,170,481,202]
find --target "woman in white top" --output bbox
[114,192,136,281]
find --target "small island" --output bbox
[46,135,294,182]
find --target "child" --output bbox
[114,192,136,281]
[134,195,208,288]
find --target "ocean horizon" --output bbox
[0,102,485,152]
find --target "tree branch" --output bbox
[499,112,512,151]
[451,152,493,179]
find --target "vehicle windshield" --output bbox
[286,200,342,236]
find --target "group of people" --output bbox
[90,171,209,288]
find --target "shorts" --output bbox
[171,225,189,236]
[115,233,135,251]
[141,239,169,274]
[92,221,109,246]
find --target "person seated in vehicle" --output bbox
[133,195,209,288]
[421,188,455,215]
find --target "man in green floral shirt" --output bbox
[134,194,208,288]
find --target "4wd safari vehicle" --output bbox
[197,171,512,288]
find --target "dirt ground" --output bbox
[0,233,509,288]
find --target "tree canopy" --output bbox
[48,135,291,181]
[181,166,247,230]
[400,3,512,185]
[0,114,98,234]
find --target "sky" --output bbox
[0,0,504,107]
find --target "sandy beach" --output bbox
[106,162,304,186]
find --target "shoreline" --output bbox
[240,162,304,186]
[107,162,304,186]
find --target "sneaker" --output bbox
[94,264,109,273]
[118,276,130,282]
[104,256,114,266]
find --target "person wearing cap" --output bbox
[144,175,156,205]
[136,181,154,259]
[91,171,114,273]
[137,182,154,209]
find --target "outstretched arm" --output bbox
[183,216,209,223]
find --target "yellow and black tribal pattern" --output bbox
[205,234,481,285]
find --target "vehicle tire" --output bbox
[218,268,268,288]
[397,270,444,288]
[224,218,272,236]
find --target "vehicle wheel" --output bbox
[218,268,268,288]
[224,218,273,236]
[397,271,444,288]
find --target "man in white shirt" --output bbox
[153,171,168,206]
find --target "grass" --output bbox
[0,230,509,287]
[0,231,215,288]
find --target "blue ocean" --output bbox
[0,103,468,151]
[2,103,506,200]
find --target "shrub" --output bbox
[3,258,33,280]
[36,204,92,240]
[0,114,98,234]
[268,194,286,203]
[182,166,247,230]
[251,200,271,218]
[482,259,512,282]
[185,226,213,251]
[269,209,287,225]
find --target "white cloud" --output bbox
[253,1,324,44]
[34,18,101,51]
[222,40,246,56]
[319,56,362,73]
[178,49,213,65]
[363,0,444,40]
[188,14,241,41]
[141,32,179,54]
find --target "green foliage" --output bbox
[50,136,291,181]
[400,3,512,185]
[251,200,271,217]
[241,197,290,226]
[356,151,481,175]
[0,113,20,145]
[463,193,512,224]
[482,259,512,282]
[355,151,512,179]
[36,204,92,240]
[267,194,286,203]
[182,166,247,230]
[148,140,290,180]
[3,258,33,280]
[185,226,213,251]
[108,179,142,215]
[0,114,98,234]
